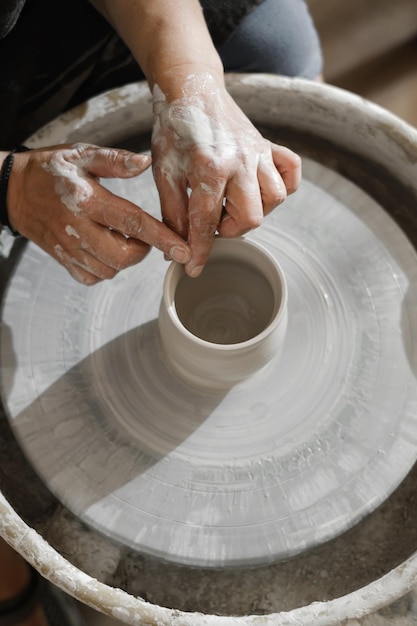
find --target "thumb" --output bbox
[68,144,152,179]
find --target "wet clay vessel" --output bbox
[159,237,288,389]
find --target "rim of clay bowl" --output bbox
[162,236,288,350]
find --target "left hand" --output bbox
[151,72,301,277]
[8,143,191,285]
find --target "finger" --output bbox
[217,172,263,239]
[79,226,151,271]
[270,144,302,195]
[86,187,191,265]
[153,164,189,240]
[54,223,151,283]
[66,264,101,286]
[67,144,153,180]
[185,184,225,277]
[53,244,116,285]
[257,155,288,216]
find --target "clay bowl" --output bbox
[158,236,288,389]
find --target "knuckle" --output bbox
[270,187,287,206]
[261,178,288,208]
[233,213,263,234]
[68,142,95,161]
[121,212,142,236]
[190,214,218,240]
[196,228,216,241]
[286,151,302,171]
[103,147,121,168]
[111,256,127,272]
[71,142,90,153]
[68,265,97,286]
[104,268,118,280]
[287,182,299,195]
[112,251,132,272]
[111,241,150,271]
[247,213,263,229]
[191,151,225,179]
[127,245,150,268]
[203,164,225,186]
[283,155,302,193]
[82,274,100,286]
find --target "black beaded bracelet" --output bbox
[0,145,30,237]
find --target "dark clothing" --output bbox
[0,0,130,146]
[0,0,26,38]
[218,0,322,77]
[0,0,322,147]
[0,0,263,44]
[201,0,264,45]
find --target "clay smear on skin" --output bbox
[65,225,80,239]
[42,146,94,215]
[152,73,238,200]
[43,146,100,284]
[151,73,267,247]
[53,242,92,285]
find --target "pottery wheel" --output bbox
[1,156,417,567]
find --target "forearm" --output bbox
[89,0,224,98]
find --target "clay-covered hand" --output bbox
[151,73,301,278]
[7,143,191,285]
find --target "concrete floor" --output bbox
[76,33,417,626]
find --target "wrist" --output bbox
[151,63,225,102]
[92,0,225,100]
[0,146,30,237]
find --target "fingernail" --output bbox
[169,246,190,264]
[187,264,204,278]
[126,154,152,172]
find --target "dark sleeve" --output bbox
[200,0,265,46]
[0,0,27,39]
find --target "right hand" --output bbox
[7,143,190,285]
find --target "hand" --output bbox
[8,143,190,285]
[151,71,301,277]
